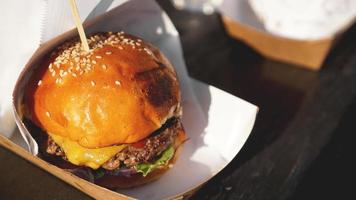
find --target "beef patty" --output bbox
[46,118,181,170]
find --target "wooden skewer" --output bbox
[68,0,90,52]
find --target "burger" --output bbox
[25,32,186,188]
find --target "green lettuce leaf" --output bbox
[93,168,106,179]
[135,146,174,177]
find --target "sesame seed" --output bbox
[91,81,96,86]
[48,63,53,69]
[56,78,62,84]
[92,60,97,64]
[106,51,112,55]
[118,46,123,50]
[72,73,77,77]
[102,64,107,70]
[137,39,142,42]
[144,48,152,55]
[96,56,102,59]
[46,112,50,117]
[115,80,121,85]
[37,80,42,86]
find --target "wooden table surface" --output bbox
[1,1,356,199]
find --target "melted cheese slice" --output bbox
[49,133,126,169]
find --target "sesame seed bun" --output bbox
[29,32,181,148]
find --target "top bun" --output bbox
[31,32,181,148]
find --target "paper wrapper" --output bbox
[2,0,258,199]
[218,0,355,70]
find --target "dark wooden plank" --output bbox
[288,96,356,200]
[0,146,92,200]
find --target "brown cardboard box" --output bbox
[222,16,338,71]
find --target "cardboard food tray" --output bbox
[219,0,355,71]
[1,0,258,199]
